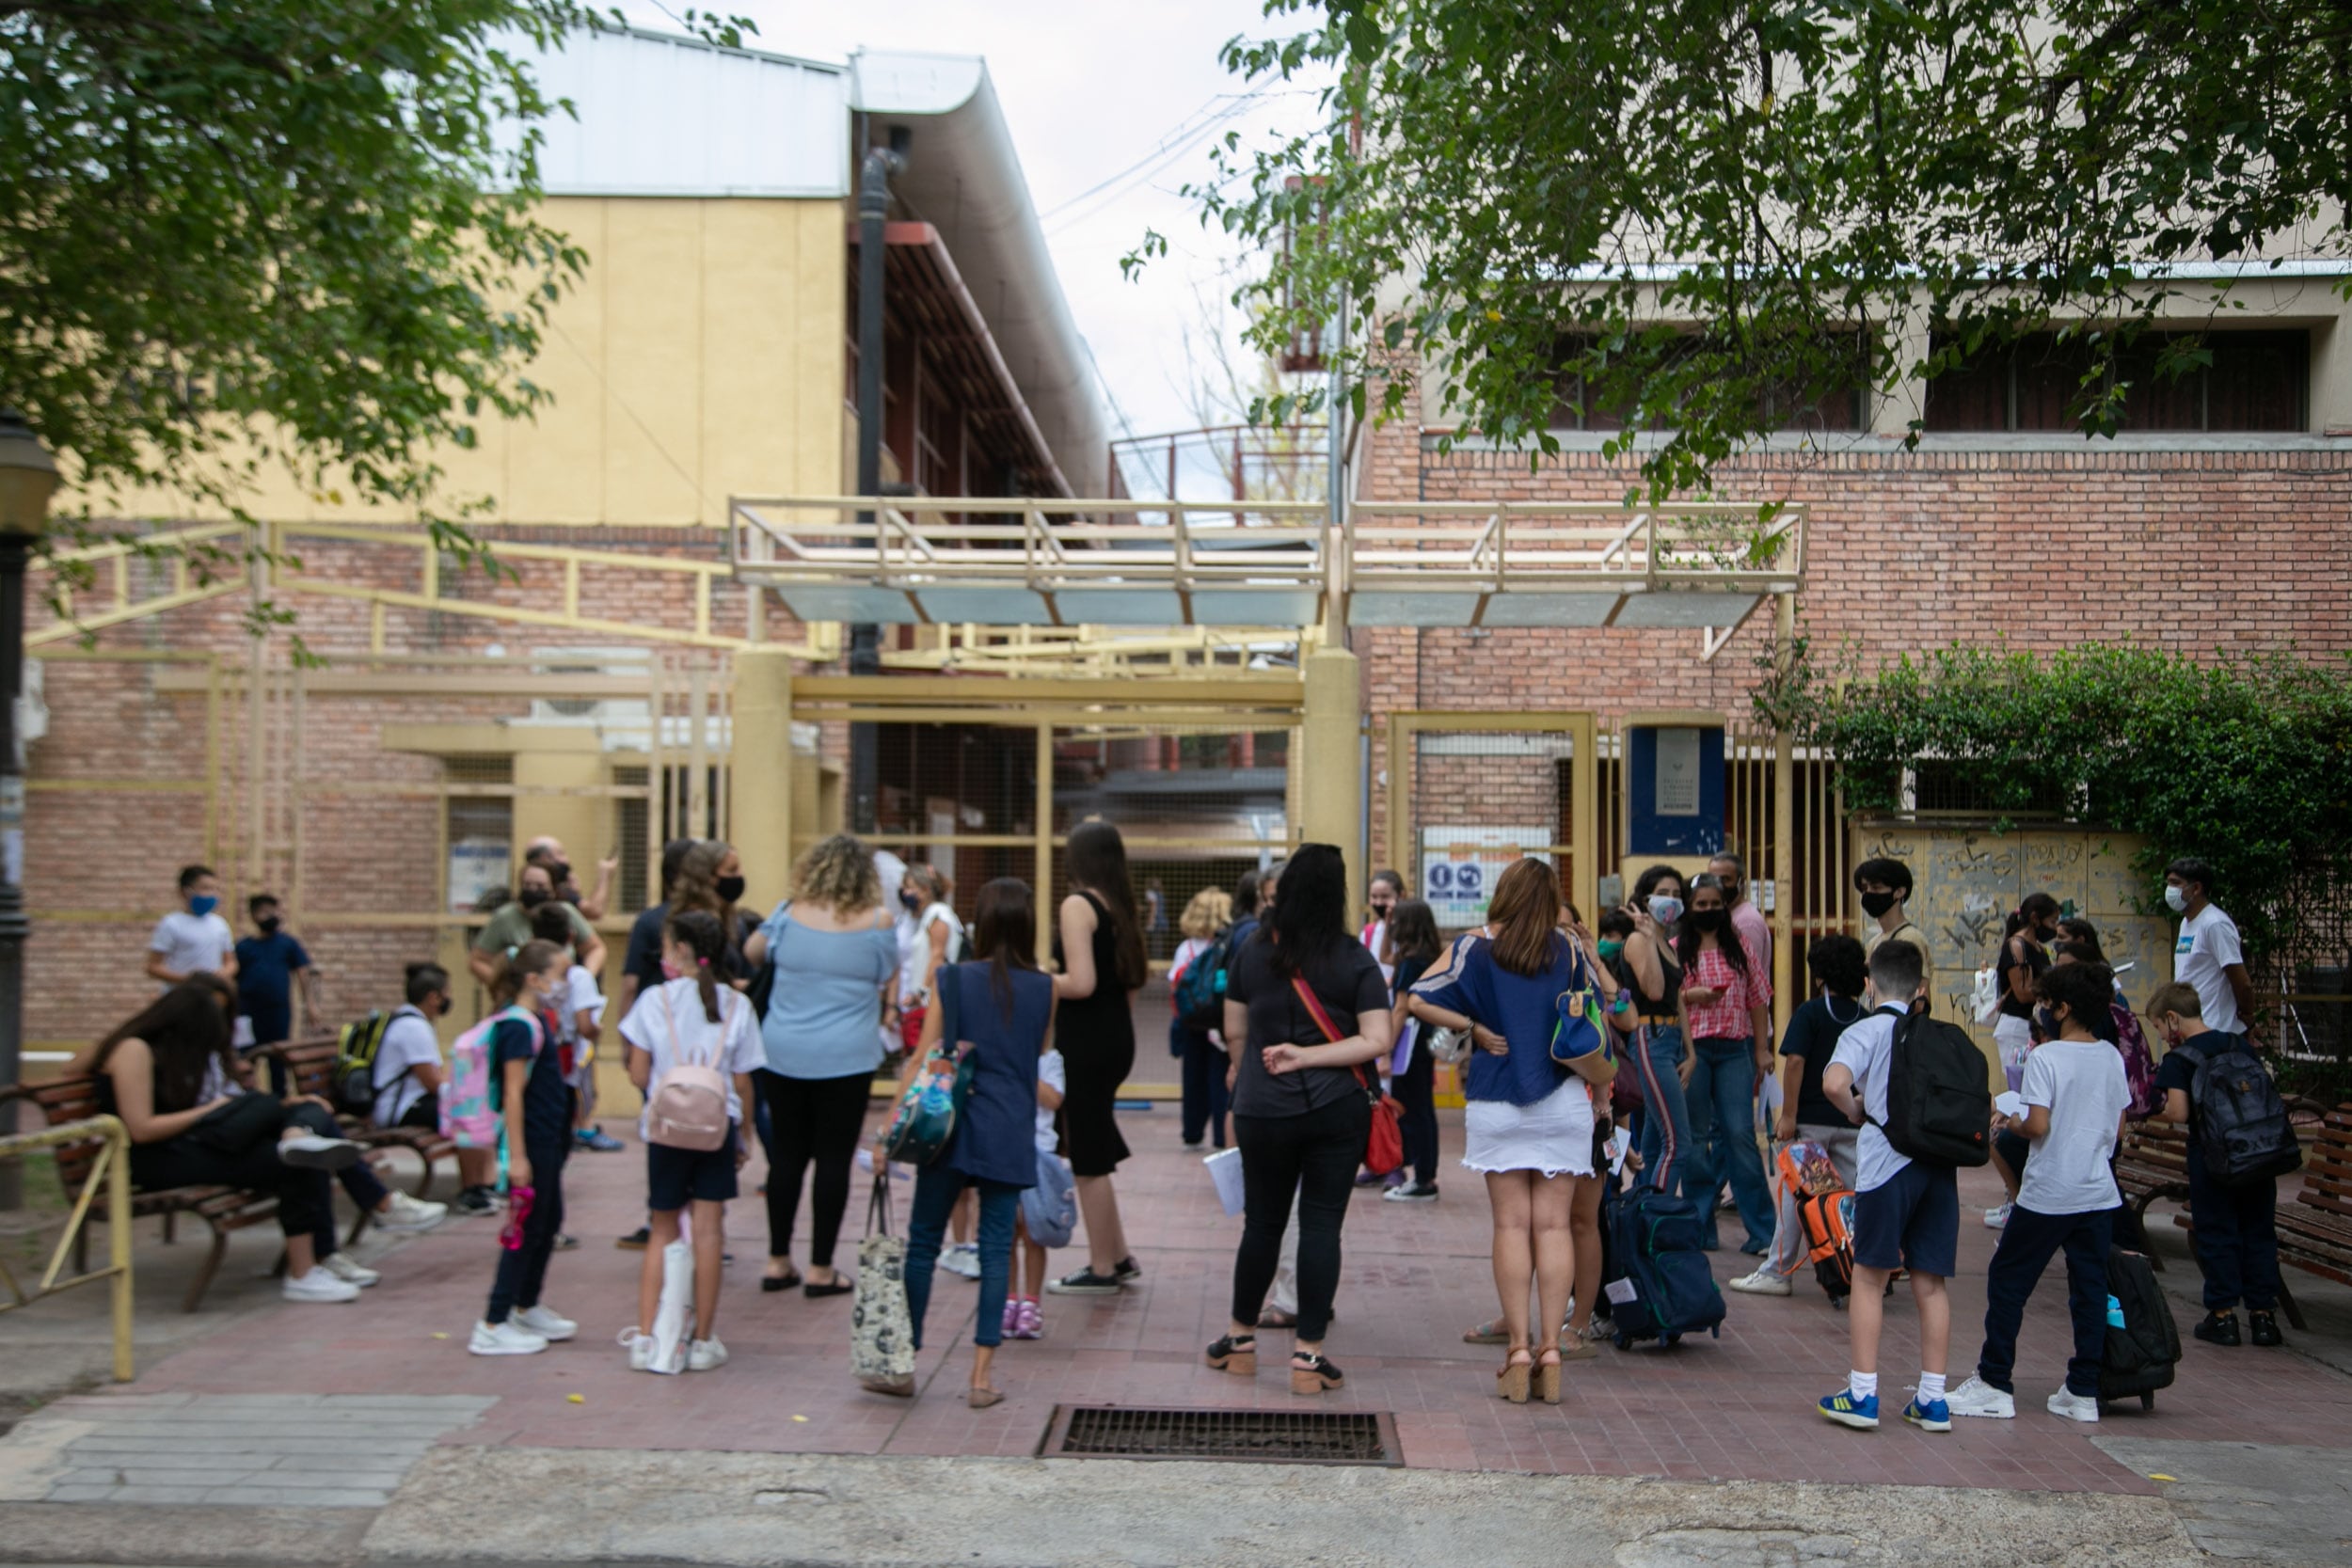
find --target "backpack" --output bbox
[1020,1146,1077,1248]
[644,985,735,1151]
[2099,1244,2181,1409]
[2110,1004,2162,1120]
[330,1010,392,1117]
[1602,1186,1725,1348]
[1872,1006,1993,1167]
[1798,1188,1858,1300]
[1174,927,1234,1031]
[2182,1033,2302,1188]
[438,1005,545,1149]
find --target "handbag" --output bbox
[1290,976,1405,1177]
[182,1091,284,1156]
[1550,946,1619,1087]
[850,1172,915,1383]
[882,962,972,1166]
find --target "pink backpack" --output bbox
[644,986,734,1151]
[438,1005,544,1148]
[2112,1003,2163,1120]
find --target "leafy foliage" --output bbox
[1780,641,2352,964]
[0,1,751,644]
[1144,0,2352,499]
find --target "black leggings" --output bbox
[1394,1034,1438,1185]
[485,1135,568,1324]
[1231,1094,1371,1342]
[760,1069,874,1270]
[129,1099,336,1241]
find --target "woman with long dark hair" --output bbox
[1676,873,1776,1255]
[1381,898,1446,1201]
[1624,863,1693,1195]
[1043,819,1149,1296]
[1204,843,1392,1395]
[889,878,1057,1408]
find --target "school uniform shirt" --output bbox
[1827,1004,1912,1192]
[372,1005,443,1127]
[2174,903,2245,1034]
[1036,1049,1067,1154]
[1864,920,1934,990]
[1779,993,1867,1129]
[497,1013,572,1148]
[619,977,763,1138]
[232,929,310,1044]
[2015,1037,2129,1214]
[149,910,233,990]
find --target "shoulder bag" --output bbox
[1549,944,1619,1087]
[850,1171,915,1385]
[1290,975,1404,1177]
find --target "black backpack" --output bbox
[330,1010,393,1117]
[1872,1006,1992,1167]
[2183,1034,2302,1188]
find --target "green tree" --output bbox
[1,1,748,637]
[1145,0,2352,499]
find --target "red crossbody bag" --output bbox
[1290,976,1406,1177]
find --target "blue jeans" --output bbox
[1631,1024,1693,1196]
[1976,1203,2111,1397]
[1683,1037,1774,1252]
[904,1166,1022,1350]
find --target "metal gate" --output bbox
[1383,712,1599,936]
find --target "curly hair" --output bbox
[1179,887,1231,941]
[794,832,882,914]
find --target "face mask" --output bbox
[660,958,683,981]
[1597,939,1625,959]
[1689,907,1727,933]
[518,887,550,909]
[1647,895,1684,926]
[548,861,573,887]
[715,874,746,903]
[899,890,923,912]
[188,894,218,917]
[2163,885,2187,913]
[2033,1005,2060,1038]
[1859,891,1898,919]
[256,915,281,935]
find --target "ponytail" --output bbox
[2004,892,2060,942]
[494,940,566,1006]
[665,909,727,1024]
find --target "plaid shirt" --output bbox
[1681,942,1771,1042]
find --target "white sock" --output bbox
[1849,1370,1878,1402]
[1918,1371,1947,1402]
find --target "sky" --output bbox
[613,0,1330,466]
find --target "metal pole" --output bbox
[850,135,908,836]
[0,533,27,1211]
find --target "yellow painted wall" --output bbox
[71,197,847,528]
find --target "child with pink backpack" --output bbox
[618,910,764,1373]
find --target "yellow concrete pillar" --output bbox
[1300,641,1364,917]
[731,647,796,912]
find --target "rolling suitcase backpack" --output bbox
[1604,1184,1726,1350]
[2099,1245,2181,1410]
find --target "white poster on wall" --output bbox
[449,839,512,913]
[1420,826,1550,929]
[1655,727,1702,816]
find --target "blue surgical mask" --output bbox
[188,895,218,917]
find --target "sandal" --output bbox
[1463,1316,1509,1345]
[804,1275,854,1298]
[1205,1334,1257,1376]
[761,1266,803,1293]
[967,1386,1005,1409]
[1291,1351,1344,1396]
[1534,1347,1564,1405]
[1497,1342,1533,1404]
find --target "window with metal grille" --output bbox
[612,765,649,912]
[1924,329,2309,432]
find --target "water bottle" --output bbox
[2105,1294,2125,1329]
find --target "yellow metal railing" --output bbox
[0,1115,135,1382]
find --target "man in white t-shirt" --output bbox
[1946,959,2131,1425]
[2166,857,2254,1042]
[146,865,237,992]
[371,962,498,1212]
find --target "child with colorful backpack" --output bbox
[461,939,580,1356]
[618,911,764,1373]
[1006,1042,1070,1340]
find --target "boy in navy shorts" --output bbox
[1817,940,1956,1432]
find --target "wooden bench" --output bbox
[0,1077,279,1313]
[2114,1119,2192,1266]
[2275,1101,2352,1297]
[257,1037,459,1208]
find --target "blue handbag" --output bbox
[1550,946,1618,1085]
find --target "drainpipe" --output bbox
[850,131,908,835]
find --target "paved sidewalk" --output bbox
[11,1091,2335,1503]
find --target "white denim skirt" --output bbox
[1462,1072,1596,1179]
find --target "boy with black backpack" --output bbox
[2147,981,2295,1348]
[1817,939,1959,1433]
[1945,960,2133,1424]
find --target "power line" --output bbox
[1036,90,1266,225]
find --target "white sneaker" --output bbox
[687,1337,729,1371]
[277,1133,365,1172]
[940,1243,982,1280]
[281,1267,360,1304]
[1727,1266,1793,1297]
[320,1252,380,1287]
[469,1319,549,1356]
[513,1304,578,1342]
[1984,1201,2014,1229]
[619,1327,654,1371]
[1945,1375,2016,1418]
[2046,1387,2101,1423]
[373,1191,448,1233]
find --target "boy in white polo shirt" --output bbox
[1946,959,2131,1423]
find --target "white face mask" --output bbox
[1648,895,1685,926]
[2164,884,2187,913]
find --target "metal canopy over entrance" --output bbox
[729,494,1804,648]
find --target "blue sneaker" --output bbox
[576,1127,625,1152]
[1818,1388,1880,1429]
[1903,1396,1952,1432]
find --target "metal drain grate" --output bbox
[1039,1404,1401,1466]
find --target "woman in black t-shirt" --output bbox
[1205,845,1394,1396]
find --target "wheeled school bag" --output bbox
[329,1010,392,1117]
[1798,1188,1858,1302]
[2099,1245,2181,1410]
[1603,1186,1725,1349]
[437,1005,544,1148]
[1873,1006,1993,1167]
[2180,1033,2302,1188]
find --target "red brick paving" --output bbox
[106,1101,2348,1494]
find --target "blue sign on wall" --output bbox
[1628,724,1725,857]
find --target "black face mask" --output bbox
[548,861,573,887]
[1689,907,1728,933]
[715,874,746,903]
[518,887,551,910]
[1860,891,1898,919]
[256,915,281,935]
